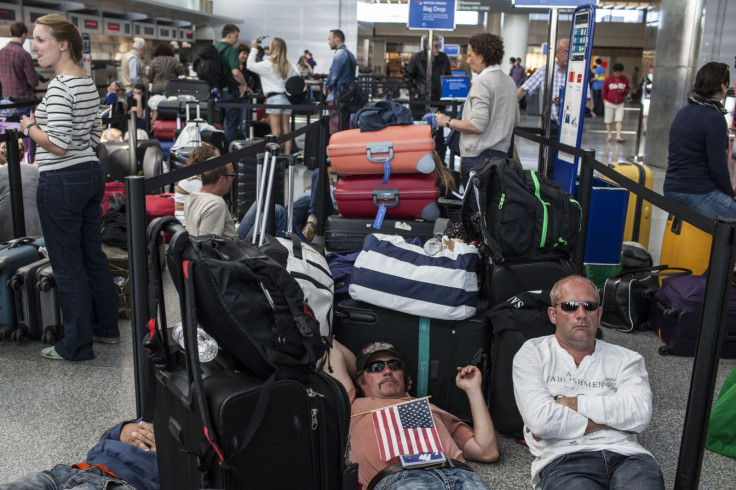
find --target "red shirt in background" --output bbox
[602,74,631,105]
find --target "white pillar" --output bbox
[502,13,530,65]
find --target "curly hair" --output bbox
[152,42,174,58]
[468,32,504,67]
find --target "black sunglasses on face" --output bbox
[556,300,600,312]
[365,359,403,373]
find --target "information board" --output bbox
[441,77,469,98]
[408,0,456,31]
[553,4,596,193]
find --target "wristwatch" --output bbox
[446,118,452,128]
[23,122,37,136]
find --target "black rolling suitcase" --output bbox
[146,218,353,490]
[486,291,556,438]
[230,139,284,220]
[333,299,490,424]
[325,215,437,252]
[8,257,63,343]
[0,237,47,339]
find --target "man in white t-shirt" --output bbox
[184,162,237,239]
[512,275,664,489]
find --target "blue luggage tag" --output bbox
[382,160,391,184]
[372,205,387,229]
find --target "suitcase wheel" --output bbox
[41,329,58,345]
[0,324,16,340]
[11,328,26,343]
[638,321,650,331]
[658,345,673,356]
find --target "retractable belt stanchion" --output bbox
[125,175,149,418]
[315,115,330,241]
[675,217,736,489]
[5,129,26,239]
[573,149,596,274]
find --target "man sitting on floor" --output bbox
[512,275,664,489]
[325,340,498,489]
[184,162,238,239]
[0,420,158,489]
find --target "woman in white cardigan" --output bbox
[248,37,298,154]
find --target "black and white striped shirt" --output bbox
[35,75,101,172]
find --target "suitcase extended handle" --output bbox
[333,309,377,324]
[365,141,393,163]
[373,189,399,209]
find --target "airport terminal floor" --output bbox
[1,103,736,488]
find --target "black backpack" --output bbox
[193,44,230,91]
[467,157,582,263]
[166,231,325,380]
[284,75,307,104]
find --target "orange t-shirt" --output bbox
[348,388,474,488]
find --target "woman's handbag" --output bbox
[349,233,479,320]
[600,265,691,332]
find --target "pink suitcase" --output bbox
[327,125,435,176]
[335,173,440,221]
[152,119,177,141]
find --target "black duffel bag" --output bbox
[600,265,691,332]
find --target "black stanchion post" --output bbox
[125,175,149,418]
[6,130,26,239]
[675,217,736,489]
[573,149,596,274]
[315,115,329,241]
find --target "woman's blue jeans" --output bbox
[665,189,736,221]
[36,162,119,360]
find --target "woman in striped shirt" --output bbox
[20,14,118,361]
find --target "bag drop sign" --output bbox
[408,0,456,30]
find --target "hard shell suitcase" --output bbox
[230,139,284,220]
[335,173,440,221]
[0,237,45,338]
[168,145,195,171]
[8,257,62,343]
[325,215,436,252]
[333,298,490,424]
[327,125,435,176]
[485,256,576,306]
[659,215,712,280]
[611,161,653,249]
[650,275,736,358]
[152,119,177,141]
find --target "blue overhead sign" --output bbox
[408,0,456,30]
[512,0,594,7]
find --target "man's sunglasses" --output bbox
[556,301,599,312]
[364,359,403,373]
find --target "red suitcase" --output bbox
[152,119,178,141]
[335,173,440,221]
[327,125,435,176]
[146,194,176,221]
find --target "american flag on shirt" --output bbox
[372,398,444,461]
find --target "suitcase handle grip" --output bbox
[366,142,393,163]
[373,189,399,209]
[334,310,377,324]
[657,302,683,322]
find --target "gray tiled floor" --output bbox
[1,104,735,488]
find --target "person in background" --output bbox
[100,127,123,143]
[19,14,119,361]
[0,22,39,121]
[664,62,735,220]
[402,38,452,120]
[148,42,186,95]
[297,54,314,78]
[601,63,630,143]
[126,83,147,130]
[248,37,298,154]
[592,58,606,117]
[0,145,41,242]
[435,32,518,197]
[324,29,357,134]
[303,49,316,70]
[121,37,147,96]
[174,144,219,226]
[509,57,527,110]
[215,24,249,144]
[184,162,238,239]
[641,66,653,133]
[513,275,664,489]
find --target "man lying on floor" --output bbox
[0,420,158,490]
[325,339,498,490]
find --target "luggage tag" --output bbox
[372,205,387,229]
[382,160,391,184]
[400,452,447,469]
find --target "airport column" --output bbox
[501,13,529,68]
[644,0,707,169]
